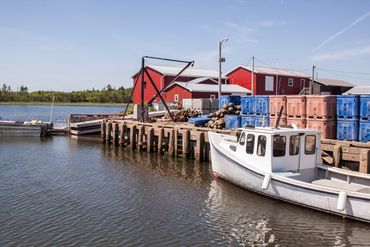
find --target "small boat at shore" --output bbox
[209,125,370,223]
[0,120,52,137]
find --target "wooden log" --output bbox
[360,149,370,174]
[101,121,106,143]
[138,126,144,150]
[119,124,127,146]
[168,129,175,156]
[130,125,137,149]
[106,122,112,143]
[158,128,164,154]
[333,144,342,168]
[113,123,119,146]
[147,127,154,152]
[195,132,205,161]
[182,130,190,158]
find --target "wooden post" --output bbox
[119,124,127,146]
[113,123,119,146]
[130,125,137,149]
[158,128,164,154]
[147,127,154,152]
[195,132,205,161]
[183,130,190,158]
[333,144,342,168]
[360,149,370,174]
[138,126,144,150]
[168,129,175,156]
[106,122,112,144]
[174,128,179,156]
[101,121,106,143]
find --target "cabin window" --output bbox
[246,134,255,154]
[239,132,246,145]
[273,136,286,157]
[257,135,267,156]
[289,135,300,155]
[305,135,316,155]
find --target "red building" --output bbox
[164,78,250,103]
[226,65,310,95]
[131,65,226,104]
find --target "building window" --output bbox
[273,135,286,157]
[257,135,267,156]
[265,76,274,91]
[288,78,294,87]
[246,134,255,154]
[301,79,305,86]
[174,94,179,102]
[210,94,216,99]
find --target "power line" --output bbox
[317,68,370,81]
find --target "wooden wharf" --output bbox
[101,119,370,174]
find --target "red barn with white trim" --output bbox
[226,65,310,95]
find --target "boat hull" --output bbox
[209,132,370,223]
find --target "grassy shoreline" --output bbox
[0,101,128,106]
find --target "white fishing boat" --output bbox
[209,125,370,223]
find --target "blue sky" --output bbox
[0,0,370,91]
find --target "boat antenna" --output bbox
[274,106,284,129]
[49,95,55,123]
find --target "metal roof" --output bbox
[174,82,251,94]
[314,78,355,87]
[226,65,309,78]
[344,86,370,95]
[186,77,218,84]
[145,65,225,78]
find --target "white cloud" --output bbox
[311,45,370,61]
[312,11,370,53]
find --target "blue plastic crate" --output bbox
[255,116,270,127]
[337,95,359,119]
[359,120,370,143]
[219,96,241,109]
[360,96,370,119]
[241,96,254,114]
[241,115,255,127]
[224,114,241,129]
[254,96,269,115]
[337,119,359,141]
[188,116,210,127]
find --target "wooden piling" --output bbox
[113,123,119,145]
[158,128,164,154]
[182,130,190,158]
[360,149,370,173]
[138,126,144,150]
[119,124,127,146]
[130,124,137,149]
[106,122,112,143]
[147,127,154,152]
[101,121,106,143]
[168,129,175,156]
[195,132,205,161]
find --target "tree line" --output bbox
[0,83,133,103]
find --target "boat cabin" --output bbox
[233,127,322,181]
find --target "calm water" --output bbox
[1,136,370,246]
[0,104,124,127]
[1,105,370,246]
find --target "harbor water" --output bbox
[1,105,370,246]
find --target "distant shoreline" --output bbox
[0,102,128,106]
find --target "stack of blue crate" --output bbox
[336,95,359,141]
[359,96,370,142]
[224,114,241,129]
[241,96,270,127]
[218,95,241,109]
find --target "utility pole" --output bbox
[251,56,255,95]
[218,38,228,99]
[310,65,316,95]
